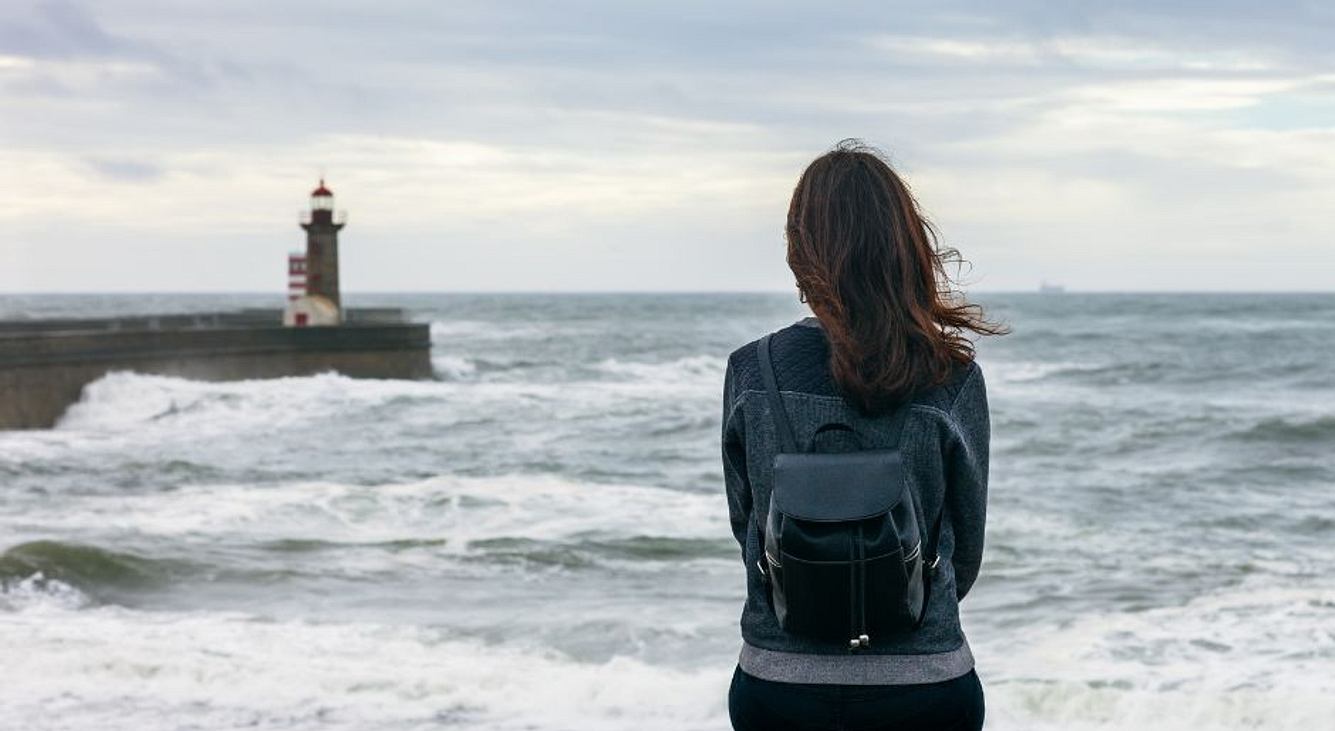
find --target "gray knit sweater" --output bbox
[722,316,990,685]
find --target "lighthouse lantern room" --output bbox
[311,181,335,211]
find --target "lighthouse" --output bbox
[285,179,345,327]
[302,179,345,309]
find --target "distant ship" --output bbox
[1039,281,1066,294]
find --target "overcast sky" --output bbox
[2,1,1332,293]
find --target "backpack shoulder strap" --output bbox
[757,333,799,454]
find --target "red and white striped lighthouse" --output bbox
[284,179,345,327]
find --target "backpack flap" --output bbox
[766,449,926,642]
[771,451,907,521]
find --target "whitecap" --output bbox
[0,605,729,730]
[0,571,90,612]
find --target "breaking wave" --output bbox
[594,355,723,385]
[3,474,732,581]
[1,604,730,730]
[0,541,193,603]
[0,571,89,612]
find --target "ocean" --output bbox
[1,292,1332,730]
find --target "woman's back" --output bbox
[722,315,990,685]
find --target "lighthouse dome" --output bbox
[310,179,334,211]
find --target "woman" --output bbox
[721,140,1004,731]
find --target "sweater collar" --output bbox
[796,316,822,328]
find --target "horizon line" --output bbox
[2,289,1333,297]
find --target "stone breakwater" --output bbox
[0,309,433,429]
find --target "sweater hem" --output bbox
[738,638,975,686]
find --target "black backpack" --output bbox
[756,333,943,650]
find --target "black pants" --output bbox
[728,665,985,731]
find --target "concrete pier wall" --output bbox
[0,317,433,429]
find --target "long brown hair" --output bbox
[786,139,1006,415]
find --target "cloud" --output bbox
[0,0,128,58]
[868,34,1280,72]
[1,1,1332,292]
[84,157,164,182]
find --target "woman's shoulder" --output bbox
[726,319,835,397]
[909,359,985,417]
